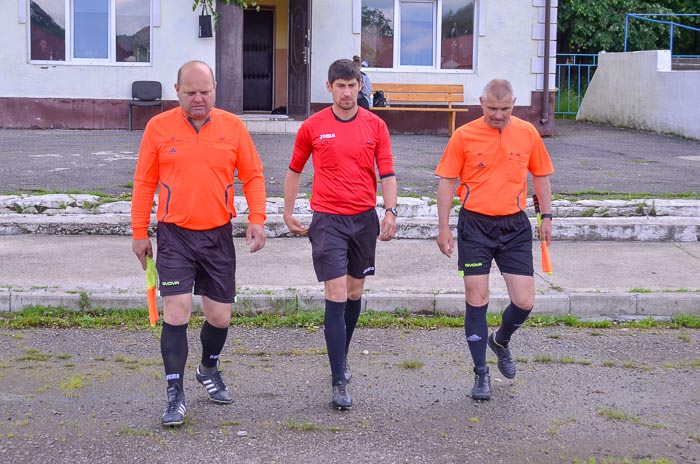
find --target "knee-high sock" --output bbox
[161,321,188,389]
[464,302,489,369]
[324,299,347,385]
[200,320,229,370]
[496,302,531,346]
[344,298,362,353]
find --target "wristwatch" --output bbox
[386,207,398,217]
[540,213,553,220]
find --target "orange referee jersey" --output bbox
[435,116,554,216]
[131,107,266,240]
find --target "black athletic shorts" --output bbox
[155,222,236,303]
[457,208,534,277]
[308,208,380,282]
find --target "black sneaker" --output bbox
[331,383,353,410]
[488,333,516,379]
[471,366,491,400]
[161,384,187,426]
[196,364,233,404]
[343,356,352,382]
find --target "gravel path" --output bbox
[0,326,698,463]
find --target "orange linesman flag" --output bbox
[533,195,553,275]
[145,257,159,326]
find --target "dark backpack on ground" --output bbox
[373,90,386,107]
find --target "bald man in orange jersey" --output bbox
[131,60,267,426]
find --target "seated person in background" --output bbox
[352,55,373,109]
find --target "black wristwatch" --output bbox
[386,207,398,217]
[540,213,553,220]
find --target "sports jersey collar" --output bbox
[179,107,212,132]
[330,106,359,123]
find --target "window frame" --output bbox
[362,0,477,73]
[28,0,153,66]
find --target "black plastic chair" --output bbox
[129,81,163,131]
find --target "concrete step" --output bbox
[1,195,699,241]
[1,213,698,241]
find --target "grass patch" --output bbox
[598,408,670,430]
[16,348,51,362]
[285,419,342,432]
[555,191,700,201]
[59,374,84,396]
[2,307,699,330]
[398,360,424,369]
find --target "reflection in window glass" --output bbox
[400,2,434,66]
[361,0,394,68]
[30,0,66,61]
[441,0,474,69]
[74,0,109,59]
[116,0,151,62]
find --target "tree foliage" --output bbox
[558,0,699,54]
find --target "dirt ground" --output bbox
[0,326,698,463]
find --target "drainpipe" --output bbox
[541,0,552,124]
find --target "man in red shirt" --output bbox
[435,79,554,401]
[131,60,267,426]
[284,59,398,409]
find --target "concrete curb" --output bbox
[2,288,698,317]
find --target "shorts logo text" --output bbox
[463,263,483,268]
[161,281,180,286]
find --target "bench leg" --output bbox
[448,112,456,136]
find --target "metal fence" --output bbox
[555,53,598,119]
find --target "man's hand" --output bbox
[436,227,454,258]
[284,214,309,237]
[246,223,267,253]
[379,212,396,241]
[132,238,153,270]
[539,218,553,246]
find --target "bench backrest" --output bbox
[372,83,464,107]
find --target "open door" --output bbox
[287,0,311,119]
[243,8,274,111]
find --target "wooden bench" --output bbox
[369,83,469,135]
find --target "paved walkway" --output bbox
[0,121,699,316]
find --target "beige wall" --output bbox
[578,51,700,140]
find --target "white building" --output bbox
[0,0,557,134]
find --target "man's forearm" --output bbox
[380,175,398,208]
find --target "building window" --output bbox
[30,0,151,63]
[361,0,475,70]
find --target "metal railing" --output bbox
[555,54,598,119]
[624,13,700,55]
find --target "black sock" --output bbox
[496,302,531,346]
[344,298,362,354]
[200,320,229,371]
[161,321,188,389]
[464,302,489,370]
[324,299,347,385]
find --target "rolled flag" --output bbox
[145,256,159,326]
[533,195,553,275]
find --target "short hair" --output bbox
[177,60,215,86]
[482,79,514,100]
[328,59,362,85]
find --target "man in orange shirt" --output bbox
[435,79,554,401]
[131,61,267,426]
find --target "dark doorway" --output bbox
[287,0,311,119]
[243,8,274,111]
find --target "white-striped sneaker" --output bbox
[196,364,233,404]
[161,384,187,426]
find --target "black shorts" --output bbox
[308,208,380,282]
[155,222,236,303]
[457,209,534,277]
